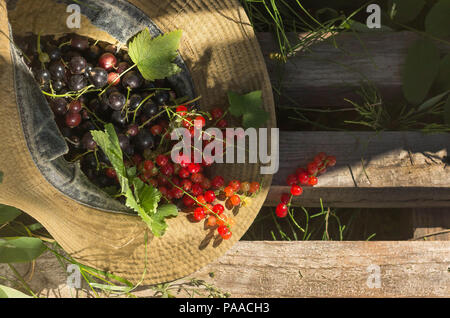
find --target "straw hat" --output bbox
[0,0,275,284]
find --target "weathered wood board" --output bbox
[1,241,448,298]
[258,31,450,107]
[265,131,450,207]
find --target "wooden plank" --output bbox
[185,241,450,298]
[265,131,450,207]
[2,241,448,297]
[257,31,450,107]
[412,208,450,241]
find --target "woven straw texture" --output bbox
[0,0,275,284]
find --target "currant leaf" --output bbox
[128,29,182,81]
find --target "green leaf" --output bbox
[425,0,450,38]
[151,204,178,237]
[128,29,182,81]
[391,0,426,23]
[417,90,450,111]
[0,204,22,224]
[228,90,262,117]
[402,39,440,105]
[91,124,177,237]
[242,105,270,129]
[0,237,46,263]
[227,90,269,128]
[444,96,450,125]
[435,54,450,93]
[0,284,31,298]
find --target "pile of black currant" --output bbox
[16,33,178,190]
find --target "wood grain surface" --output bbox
[1,241,448,298]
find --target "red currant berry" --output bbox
[160,163,174,176]
[290,184,303,196]
[65,112,82,128]
[224,186,234,197]
[297,172,309,185]
[107,72,120,86]
[105,168,117,179]
[159,186,169,197]
[286,174,297,186]
[176,105,188,116]
[150,124,162,136]
[182,195,195,207]
[308,176,318,186]
[181,179,192,192]
[193,207,205,222]
[196,195,207,206]
[206,216,217,227]
[307,162,318,175]
[230,194,241,206]
[229,180,241,192]
[156,154,169,167]
[204,190,216,203]
[68,100,82,113]
[280,193,290,204]
[211,176,225,189]
[314,152,327,164]
[249,182,260,194]
[187,163,201,174]
[194,116,206,128]
[98,53,117,71]
[217,226,232,240]
[212,204,224,215]
[191,183,203,196]
[143,160,154,171]
[275,203,288,218]
[217,119,227,128]
[178,167,190,179]
[171,187,184,199]
[191,172,204,184]
[210,108,224,120]
[201,178,212,190]
[326,156,337,167]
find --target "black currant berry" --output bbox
[71,35,89,51]
[111,110,128,126]
[88,67,108,88]
[49,61,66,80]
[117,134,130,151]
[52,80,64,91]
[81,132,97,150]
[108,92,126,111]
[128,94,142,110]
[122,71,142,89]
[49,47,62,61]
[68,74,87,91]
[143,100,159,117]
[154,91,170,105]
[35,69,51,85]
[50,98,68,115]
[134,129,154,151]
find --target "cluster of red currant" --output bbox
[275,152,336,218]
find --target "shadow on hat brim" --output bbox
[0,0,275,284]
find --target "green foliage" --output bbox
[91,124,178,237]
[0,237,46,263]
[425,0,450,38]
[391,0,426,23]
[444,96,450,125]
[0,204,22,224]
[227,90,269,128]
[0,284,32,298]
[128,29,183,81]
[402,38,440,105]
[435,54,450,92]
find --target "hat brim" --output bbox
[0,0,275,284]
